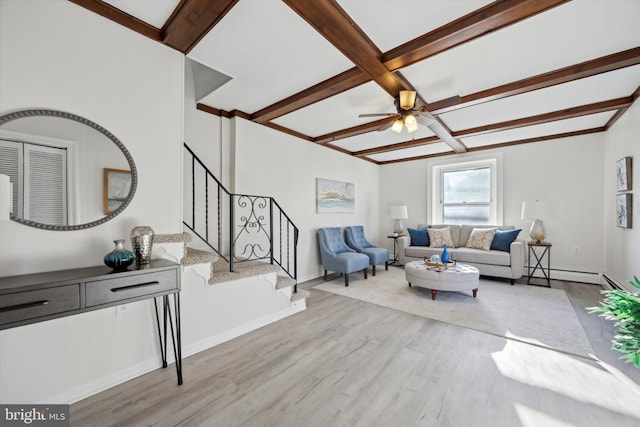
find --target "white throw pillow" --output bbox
[466,228,497,251]
[428,227,455,248]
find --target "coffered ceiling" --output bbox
[71,0,640,164]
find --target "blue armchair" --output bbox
[345,226,389,276]
[318,227,370,286]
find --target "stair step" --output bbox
[275,276,297,290]
[209,259,281,285]
[183,247,219,266]
[154,232,192,244]
[291,289,310,302]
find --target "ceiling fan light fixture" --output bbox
[391,119,404,133]
[404,114,417,126]
[406,121,419,133]
[399,90,416,110]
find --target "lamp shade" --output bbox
[0,174,11,221]
[521,201,550,220]
[390,205,408,219]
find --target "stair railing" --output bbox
[183,144,298,289]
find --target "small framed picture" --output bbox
[616,157,632,192]
[616,193,632,228]
[103,168,132,214]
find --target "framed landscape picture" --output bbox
[616,193,632,228]
[316,178,354,213]
[616,156,632,192]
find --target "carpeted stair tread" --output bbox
[182,247,219,266]
[154,232,193,244]
[291,289,309,302]
[275,276,297,290]
[209,259,281,284]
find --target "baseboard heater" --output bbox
[601,273,624,290]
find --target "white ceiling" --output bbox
[98,0,640,164]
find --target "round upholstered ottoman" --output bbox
[404,261,480,300]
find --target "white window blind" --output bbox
[0,139,67,225]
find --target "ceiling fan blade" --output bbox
[416,111,435,126]
[426,119,466,153]
[417,95,462,113]
[377,114,400,131]
[359,113,396,118]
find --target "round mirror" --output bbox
[0,109,137,230]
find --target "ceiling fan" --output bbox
[358,90,466,152]
[359,90,431,133]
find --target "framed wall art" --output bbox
[104,168,132,214]
[316,178,354,213]
[616,156,632,192]
[616,193,632,228]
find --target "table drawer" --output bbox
[0,285,81,327]
[85,270,178,307]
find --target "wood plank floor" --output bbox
[71,275,640,426]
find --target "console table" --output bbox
[0,259,183,385]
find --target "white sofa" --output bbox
[397,224,525,285]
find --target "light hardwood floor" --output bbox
[71,274,640,426]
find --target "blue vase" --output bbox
[104,239,135,271]
[441,243,450,263]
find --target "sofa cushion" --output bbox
[459,224,513,247]
[407,227,430,246]
[453,247,512,266]
[428,227,455,248]
[465,228,497,251]
[491,229,522,252]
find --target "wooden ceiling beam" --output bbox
[314,117,396,145]
[251,68,370,124]
[283,0,406,97]
[604,84,640,130]
[352,136,440,157]
[382,0,569,71]
[432,46,640,114]
[453,97,632,138]
[162,0,239,53]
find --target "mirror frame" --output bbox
[0,109,137,230]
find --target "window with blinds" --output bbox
[0,139,67,225]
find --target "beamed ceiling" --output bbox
[70,0,640,164]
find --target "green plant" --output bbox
[589,276,640,367]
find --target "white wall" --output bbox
[380,133,606,282]
[0,0,184,403]
[604,100,640,291]
[233,119,381,282]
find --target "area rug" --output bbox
[313,268,596,358]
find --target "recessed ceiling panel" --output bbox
[190,0,353,113]
[368,142,452,163]
[338,0,491,52]
[271,81,393,136]
[441,65,640,130]
[104,0,180,29]
[402,1,640,104]
[461,112,614,148]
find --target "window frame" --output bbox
[427,153,503,225]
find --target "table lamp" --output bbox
[390,205,408,234]
[521,200,550,243]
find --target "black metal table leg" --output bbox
[153,293,183,385]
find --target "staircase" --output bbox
[150,144,306,306]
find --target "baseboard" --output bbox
[43,304,306,404]
[181,304,306,360]
[525,268,601,285]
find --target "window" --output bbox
[428,154,503,225]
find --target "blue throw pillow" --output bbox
[490,229,522,252]
[407,227,430,246]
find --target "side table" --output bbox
[527,241,551,287]
[387,234,406,265]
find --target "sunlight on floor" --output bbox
[492,333,640,421]
[514,404,575,427]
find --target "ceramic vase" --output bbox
[131,226,154,266]
[104,239,135,271]
[441,243,450,263]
